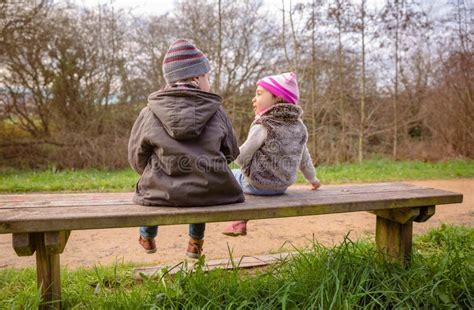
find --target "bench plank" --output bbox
[0,183,424,208]
[0,184,462,234]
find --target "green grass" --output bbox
[0,159,473,193]
[0,169,137,193]
[296,158,474,184]
[1,225,472,308]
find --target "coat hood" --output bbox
[147,89,222,140]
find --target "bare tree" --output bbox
[424,0,473,158]
[213,0,223,93]
[1,1,54,137]
[173,0,278,129]
[309,0,319,161]
[328,0,353,162]
[126,14,178,99]
[380,0,429,158]
[1,0,472,169]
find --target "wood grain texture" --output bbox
[12,233,36,256]
[414,206,436,222]
[376,216,413,267]
[370,207,420,224]
[0,183,462,234]
[44,231,70,255]
[0,183,428,208]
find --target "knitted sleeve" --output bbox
[299,144,318,183]
[235,124,267,167]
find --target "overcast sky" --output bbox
[75,0,176,15]
[75,0,306,16]
[73,0,452,17]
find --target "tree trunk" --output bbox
[358,0,367,163]
[214,0,223,94]
[392,0,400,159]
[336,2,345,162]
[310,0,318,162]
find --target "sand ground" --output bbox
[0,179,472,269]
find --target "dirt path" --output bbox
[1,179,472,269]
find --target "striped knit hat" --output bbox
[257,72,299,104]
[162,39,210,84]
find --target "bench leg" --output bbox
[36,232,61,309]
[13,231,70,309]
[376,216,413,268]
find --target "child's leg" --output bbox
[231,168,286,195]
[226,170,250,235]
[139,226,158,254]
[187,223,205,259]
[231,168,244,184]
[139,226,158,239]
[225,169,285,236]
[188,223,205,240]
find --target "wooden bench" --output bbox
[0,182,462,309]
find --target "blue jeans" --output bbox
[232,169,286,196]
[140,224,205,240]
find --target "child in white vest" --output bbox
[223,72,321,236]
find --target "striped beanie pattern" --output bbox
[162,39,210,84]
[257,72,299,104]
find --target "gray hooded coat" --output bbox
[128,88,244,207]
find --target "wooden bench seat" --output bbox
[0,182,463,309]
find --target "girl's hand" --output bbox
[310,179,321,191]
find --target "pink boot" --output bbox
[222,220,247,236]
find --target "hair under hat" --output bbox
[162,39,210,84]
[256,72,299,104]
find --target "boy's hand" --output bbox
[310,179,321,191]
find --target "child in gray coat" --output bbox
[128,39,244,258]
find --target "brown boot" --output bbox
[186,237,204,259]
[139,236,157,254]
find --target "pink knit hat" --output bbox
[256,72,299,104]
